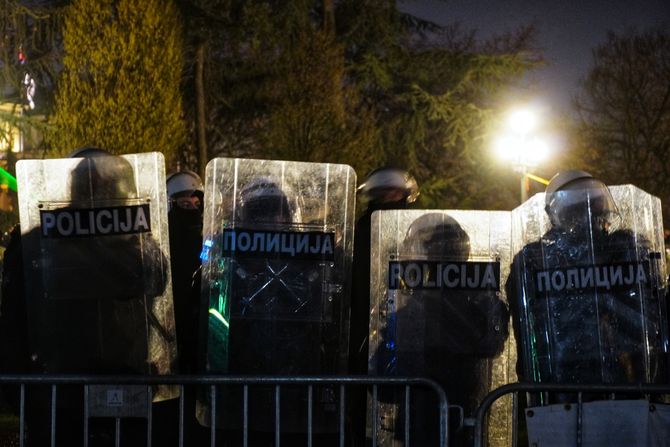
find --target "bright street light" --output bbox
[508,108,537,135]
[494,106,551,203]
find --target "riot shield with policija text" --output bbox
[16,152,177,404]
[197,157,355,433]
[368,210,516,447]
[509,185,670,445]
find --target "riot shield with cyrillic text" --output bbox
[368,210,515,447]
[16,153,177,403]
[197,157,355,433]
[510,185,669,446]
[509,185,668,391]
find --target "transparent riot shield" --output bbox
[197,157,355,433]
[510,185,669,445]
[16,152,177,407]
[368,210,515,447]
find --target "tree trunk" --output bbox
[323,0,334,35]
[195,41,208,179]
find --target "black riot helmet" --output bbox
[402,213,470,260]
[358,167,419,209]
[544,170,619,233]
[68,147,138,201]
[68,146,110,158]
[237,176,300,224]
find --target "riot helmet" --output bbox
[237,176,300,224]
[167,170,204,211]
[68,146,110,159]
[402,213,470,260]
[68,147,138,201]
[544,170,619,233]
[358,167,419,208]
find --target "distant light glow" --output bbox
[526,138,550,163]
[23,73,35,110]
[0,105,24,155]
[508,108,537,134]
[494,104,552,169]
[494,135,522,160]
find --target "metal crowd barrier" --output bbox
[0,375,449,447]
[473,382,670,447]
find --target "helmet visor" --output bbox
[547,180,620,232]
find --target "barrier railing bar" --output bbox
[511,391,518,447]
[19,383,25,447]
[50,384,56,447]
[275,385,280,447]
[307,385,313,447]
[147,385,153,447]
[114,418,120,447]
[474,382,670,447]
[209,385,216,447]
[339,385,345,447]
[404,385,410,447]
[371,384,378,447]
[243,385,249,447]
[83,385,89,447]
[0,375,449,447]
[577,391,584,447]
[178,384,184,447]
[0,375,448,388]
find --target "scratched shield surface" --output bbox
[17,152,177,402]
[197,157,356,433]
[510,185,667,391]
[510,185,669,445]
[368,209,515,447]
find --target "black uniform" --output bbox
[347,197,413,447]
[374,213,509,446]
[0,156,170,446]
[168,206,203,374]
[508,226,667,395]
[350,200,409,377]
[162,204,207,447]
[203,181,345,446]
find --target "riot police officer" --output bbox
[0,147,176,446]
[349,167,419,446]
[509,170,667,394]
[365,209,510,446]
[161,169,207,446]
[350,167,419,376]
[197,159,356,446]
[166,170,204,373]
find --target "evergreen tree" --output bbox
[257,1,379,173]
[50,0,186,157]
[184,0,379,175]
[191,0,538,209]
[335,0,539,209]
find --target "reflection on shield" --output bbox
[16,153,177,405]
[368,210,515,447]
[197,158,355,434]
[511,185,668,391]
[234,258,323,316]
[510,185,670,446]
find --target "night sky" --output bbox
[398,0,670,115]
